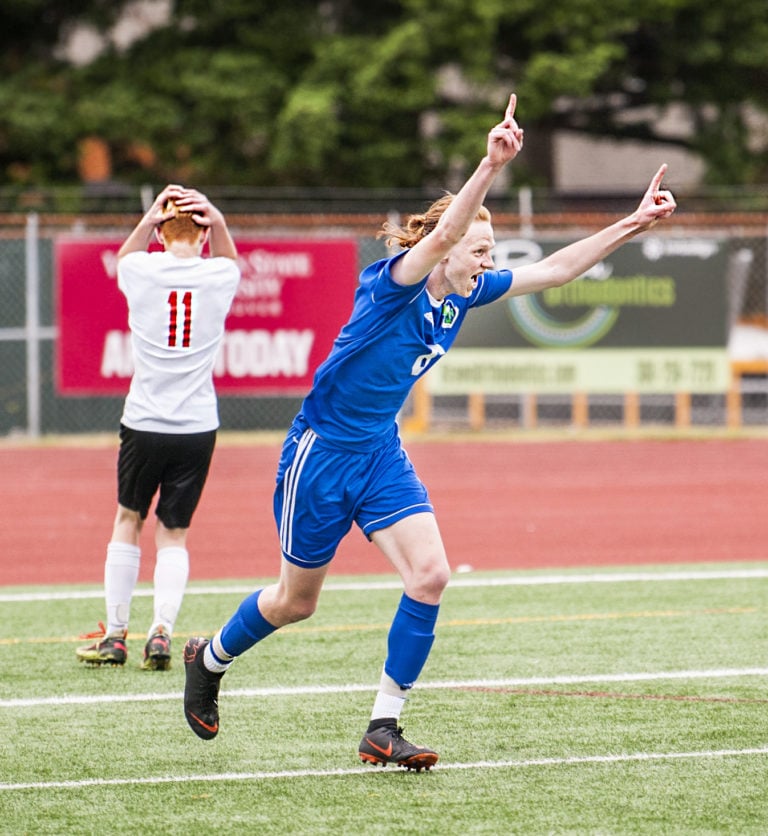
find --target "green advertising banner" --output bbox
[428,347,730,394]
[429,235,730,394]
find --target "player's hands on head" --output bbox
[149,185,223,228]
[171,188,222,228]
[145,184,185,225]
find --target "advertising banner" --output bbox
[428,235,731,394]
[56,238,358,395]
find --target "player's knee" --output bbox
[271,588,318,624]
[409,558,450,601]
[266,578,321,626]
[112,505,143,540]
[427,563,451,596]
[284,597,317,623]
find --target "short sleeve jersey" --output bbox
[300,251,513,450]
[117,250,241,433]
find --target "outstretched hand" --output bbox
[635,164,677,229]
[487,93,524,166]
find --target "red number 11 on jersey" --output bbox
[167,290,192,348]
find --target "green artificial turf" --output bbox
[2,563,768,834]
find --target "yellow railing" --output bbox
[402,362,768,432]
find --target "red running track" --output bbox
[1,437,767,586]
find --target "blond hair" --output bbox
[378,193,491,249]
[159,200,203,245]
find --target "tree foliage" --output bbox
[0,0,766,187]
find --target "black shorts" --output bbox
[117,424,217,529]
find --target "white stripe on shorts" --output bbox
[280,428,317,557]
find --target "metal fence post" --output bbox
[25,212,41,438]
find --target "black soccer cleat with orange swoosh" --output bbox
[359,719,438,771]
[183,637,224,740]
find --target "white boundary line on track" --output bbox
[2,566,768,603]
[4,667,768,709]
[3,746,768,792]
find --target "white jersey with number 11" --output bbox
[117,250,240,434]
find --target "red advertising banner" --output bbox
[56,238,358,394]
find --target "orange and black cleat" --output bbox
[359,719,438,772]
[183,637,224,740]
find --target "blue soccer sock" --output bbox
[215,589,278,659]
[383,593,440,690]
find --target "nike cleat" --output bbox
[76,622,127,667]
[140,626,172,671]
[359,719,438,771]
[183,637,223,740]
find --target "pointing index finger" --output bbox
[504,93,517,121]
[649,163,668,193]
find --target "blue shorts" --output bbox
[274,417,433,568]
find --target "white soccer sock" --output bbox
[151,546,189,637]
[370,669,407,721]
[105,542,141,635]
[205,631,235,674]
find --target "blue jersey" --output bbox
[300,251,513,450]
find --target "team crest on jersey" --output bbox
[440,300,459,329]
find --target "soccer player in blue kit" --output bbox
[183,93,676,770]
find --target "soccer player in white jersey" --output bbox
[183,94,676,768]
[77,185,240,671]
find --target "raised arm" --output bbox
[391,93,524,286]
[505,165,677,297]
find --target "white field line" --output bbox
[2,566,768,603]
[3,746,768,792]
[4,667,768,709]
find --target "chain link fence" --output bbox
[1,199,767,438]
